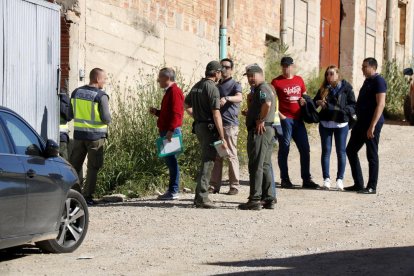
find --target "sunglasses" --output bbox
[326,71,336,76]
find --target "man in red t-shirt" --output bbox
[150,67,184,200]
[271,57,318,189]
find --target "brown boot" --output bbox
[227,188,239,195]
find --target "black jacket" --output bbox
[301,95,320,124]
[313,80,356,123]
[60,93,73,124]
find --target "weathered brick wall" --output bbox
[61,16,71,92]
[74,0,220,90]
[226,0,281,72]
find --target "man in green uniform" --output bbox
[239,64,276,210]
[70,68,111,205]
[185,61,228,209]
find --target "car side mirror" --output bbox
[45,139,59,158]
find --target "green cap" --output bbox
[206,61,223,72]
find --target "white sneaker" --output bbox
[323,178,331,190]
[336,179,344,191]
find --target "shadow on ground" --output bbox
[209,246,414,276]
[0,245,43,262]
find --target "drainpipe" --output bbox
[280,0,288,45]
[385,0,394,61]
[219,0,228,60]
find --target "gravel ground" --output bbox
[1,123,414,276]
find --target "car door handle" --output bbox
[27,169,36,178]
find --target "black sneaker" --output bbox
[281,179,294,189]
[302,179,319,189]
[357,188,376,194]
[262,199,277,210]
[85,197,96,206]
[238,200,262,210]
[344,185,364,192]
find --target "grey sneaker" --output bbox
[158,191,179,200]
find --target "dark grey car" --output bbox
[0,107,89,253]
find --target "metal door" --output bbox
[320,0,341,68]
[2,0,60,142]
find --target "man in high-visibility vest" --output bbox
[59,90,73,160]
[70,68,111,205]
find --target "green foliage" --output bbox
[303,69,325,98]
[96,70,199,197]
[382,60,410,119]
[264,41,290,83]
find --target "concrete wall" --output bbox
[59,0,221,92]
[284,0,321,77]
[340,0,414,92]
[54,0,414,94]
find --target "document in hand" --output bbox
[213,140,229,158]
[156,134,184,158]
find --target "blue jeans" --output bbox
[277,118,311,181]
[159,128,181,194]
[319,124,349,180]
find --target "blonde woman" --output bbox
[313,66,356,190]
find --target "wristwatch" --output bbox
[225,96,230,101]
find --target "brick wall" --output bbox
[60,16,71,92]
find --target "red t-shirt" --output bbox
[271,75,306,120]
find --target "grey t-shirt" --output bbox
[185,78,220,122]
[218,78,242,126]
[246,82,276,130]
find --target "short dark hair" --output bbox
[205,70,218,78]
[159,67,176,81]
[363,57,378,69]
[89,68,104,82]
[220,58,234,69]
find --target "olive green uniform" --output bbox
[246,82,276,201]
[185,78,220,204]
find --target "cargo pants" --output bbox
[247,126,275,201]
[70,138,105,199]
[194,123,218,204]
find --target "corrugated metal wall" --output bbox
[1,0,60,142]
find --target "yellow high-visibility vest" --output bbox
[71,89,107,134]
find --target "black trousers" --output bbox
[346,122,383,190]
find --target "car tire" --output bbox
[36,189,89,253]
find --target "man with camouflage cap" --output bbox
[239,64,276,210]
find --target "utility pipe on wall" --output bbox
[385,0,394,61]
[219,0,228,59]
[280,0,288,45]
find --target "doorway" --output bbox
[320,0,341,68]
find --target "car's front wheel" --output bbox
[36,189,89,253]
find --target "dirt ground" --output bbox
[1,122,414,276]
